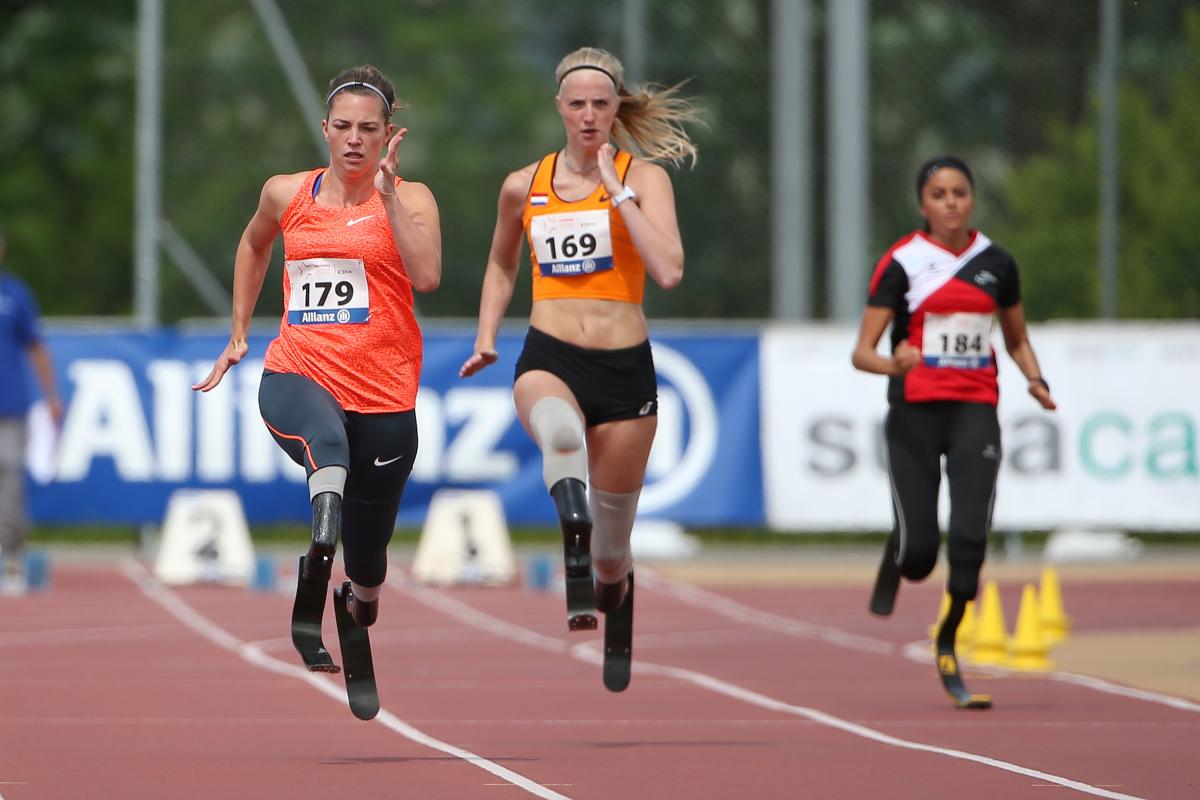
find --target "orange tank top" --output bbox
[524,150,646,304]
[263,169,422,413]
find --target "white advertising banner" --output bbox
[761,323,1200,531]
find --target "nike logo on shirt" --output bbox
[374,454,404,467]
[347,216,374,227]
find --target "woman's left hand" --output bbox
[1029,379,1057,411]
[375,127,407,196]
[597,143,624,196]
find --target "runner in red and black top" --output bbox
[852,155,1056,709]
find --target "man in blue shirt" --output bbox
[0,227,61,593]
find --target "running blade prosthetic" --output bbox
[868,535,901,617]
[333,582,380,720]
[291,555,339,673]
[936,644,992,709]
[551,478,597,631]
[602,572,634,692]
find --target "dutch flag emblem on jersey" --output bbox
[529,193,548,206]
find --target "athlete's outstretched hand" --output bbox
[193,338,249,392]
[459,348,498,378]
[375,127,407,196]
[1029,379,1057,411]
[892,341,921,375]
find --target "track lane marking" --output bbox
[388,570,1146,800]
[119,560,573,800]
[643,568,1200,713]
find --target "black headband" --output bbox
[558,64,618,88]
[916,156,974,200]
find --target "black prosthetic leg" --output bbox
[600,571,634,692]
[869,534,902,617]
[935,596,992,709]
[291,492,341,673]
[333,581,379,720]
[550,478,597,631]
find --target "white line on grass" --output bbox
[388,571,1146,800]
[119,559,573,800]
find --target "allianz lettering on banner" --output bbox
[761,324,1200,531]
[27,329,763,526]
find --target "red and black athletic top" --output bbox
[867,229,1021,406]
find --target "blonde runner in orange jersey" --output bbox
[265,168,423,413]
[461,47,700,692]
[525,150,646,304]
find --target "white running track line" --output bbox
[643,568,1200,714]
[387,572,1146,800]
[636,569,895,655]
[118,560,573,800]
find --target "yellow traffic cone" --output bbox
[1039,565,1071,644]
[1009,583,1053,671]
[969,580,1008,665]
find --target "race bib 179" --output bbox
[285,257,369,325]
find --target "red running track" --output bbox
[0,559,1196,799]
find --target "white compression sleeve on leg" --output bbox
[308,465,347,501]
[528,397,587,490]
[589,485,639,583]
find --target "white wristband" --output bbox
[611,185,637,208]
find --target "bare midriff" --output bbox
[530,297,648,349]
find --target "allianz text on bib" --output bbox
[285,258,370,325]
[530,210,614,277]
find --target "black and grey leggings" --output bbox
[884,400,1001,601]
[258,370,417,588]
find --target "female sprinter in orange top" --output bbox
[852,155,1054,708]
[459,47,700,691]
[194,65,440,718]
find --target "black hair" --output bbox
[915,155,974,202]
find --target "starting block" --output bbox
[412,489,515,585]
[154,489,256,586]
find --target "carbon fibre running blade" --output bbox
[566,573,598,631]
[869,537,901,617]
[936,646,992,710]
[334,582,379,721]
[603,572,634,692]
[291,555,339,673]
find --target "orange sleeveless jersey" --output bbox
[524,150,646,304]
[263,169,422,413]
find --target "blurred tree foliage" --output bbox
[999,8,1200,320]
[0,1,1196,322]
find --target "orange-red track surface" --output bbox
[0,558,1196,799]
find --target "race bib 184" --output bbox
[530,210,614,277]
[285,257,369,325]
[922,312,993,369]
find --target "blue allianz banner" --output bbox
[27,326,763,527]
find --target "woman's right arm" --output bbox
[460,167,533,378]
[193,175,291,391]
[851,306,919,376]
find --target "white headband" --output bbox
[325,81,391,115]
